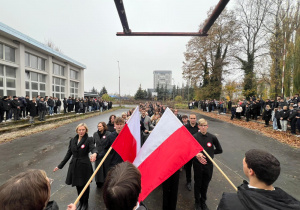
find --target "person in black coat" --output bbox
[63,97,68,114]
[11,96,21,121]
[93,122,111,188]
[54,123,98,210]
[217,149,300,210]
[107,114,116,132]
[38,97,47,121]
[193,118,223,210]
[262,105,272,126]
[28,97,37,124]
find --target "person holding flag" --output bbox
[193,118,223,210]
[97,117,125,168]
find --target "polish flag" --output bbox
[112,106,141,163]
[133,108,203,201]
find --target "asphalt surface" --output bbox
[0,108,299,210]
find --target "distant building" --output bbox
[153,70,173,90]
[0,22,86,99]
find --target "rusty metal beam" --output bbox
[116,32,208,36]
[200,0,230,34]
[115,0,230,36]
[114,0,131,34]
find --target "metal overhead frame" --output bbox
[114,0,230,36]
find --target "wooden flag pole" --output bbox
[74,147,113,205]
[202,149,238,192]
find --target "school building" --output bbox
[0,21,86,99]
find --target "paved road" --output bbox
[0,108,299,210]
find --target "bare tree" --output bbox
[235,0,272,99]
[45,39,63,54]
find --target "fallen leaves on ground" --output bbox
[194,110,300,148]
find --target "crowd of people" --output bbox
[0,102,299,210]
[195,94,300,136]
[0,95,113,124]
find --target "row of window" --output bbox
[0,43,15,62]
[0,65,16,97]
[25,52,45,71]
[0,64,79,98]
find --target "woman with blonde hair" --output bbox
[53,123,97,210]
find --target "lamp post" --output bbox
[117,61,121,107]
[172,78,175,101]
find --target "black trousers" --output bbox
[290,118,297,134]
[185,159,193,183]
[12,108,20,121]
[76,186,90,204]
[162,170,180,210]
[193,161,213,204]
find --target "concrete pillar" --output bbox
[46,56,53,96]
[15,43,25,96]
[79,69,84,98]
[65,63,70,98]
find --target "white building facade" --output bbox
[0,22,86,99]
[153,70,173,90]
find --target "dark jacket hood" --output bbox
[238,181,300,210]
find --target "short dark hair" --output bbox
[0,169,50,210]
[182,115,188,119]
[115,117,125,124]
[245,149,280,185]
[103,162,141,210]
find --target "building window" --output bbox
[53,63,64,76]
[0,43,15,62]
[52,77,65,99]
[70,81,79,98]
[25,70,46,98]
[70,69,78,80]
[0,64,16,96]
[25,52,45,71]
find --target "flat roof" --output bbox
[153,70,172,74]
[0,22,86,69]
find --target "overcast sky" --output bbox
[0,0,233,96]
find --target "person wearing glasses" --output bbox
[0,169,76,210]
[53,123,98,210]
[193,118,223,210]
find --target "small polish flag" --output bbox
[112,106,141,163]
[133,108,203,201]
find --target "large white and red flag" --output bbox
[133,108,203,201]
[112,106,141,163]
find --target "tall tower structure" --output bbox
[153,70,172,90]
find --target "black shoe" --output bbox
[186,182,192,191]
[195,203,202,210]
[201,202,209,210]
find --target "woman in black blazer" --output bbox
[53,123,97,210]
[93,122,111,188]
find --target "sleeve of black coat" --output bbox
[97,134,114,159]
[57,139,73,169]
[88,137,98,154]
[213,135,223,154]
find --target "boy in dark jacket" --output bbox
[11,96,21,121]
[28,97,37,124]
[230,105,236,120]
[217,149,300,210]
[38,97,47,121]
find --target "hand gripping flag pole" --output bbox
[202,149,237,191]
[74,146,113,205]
